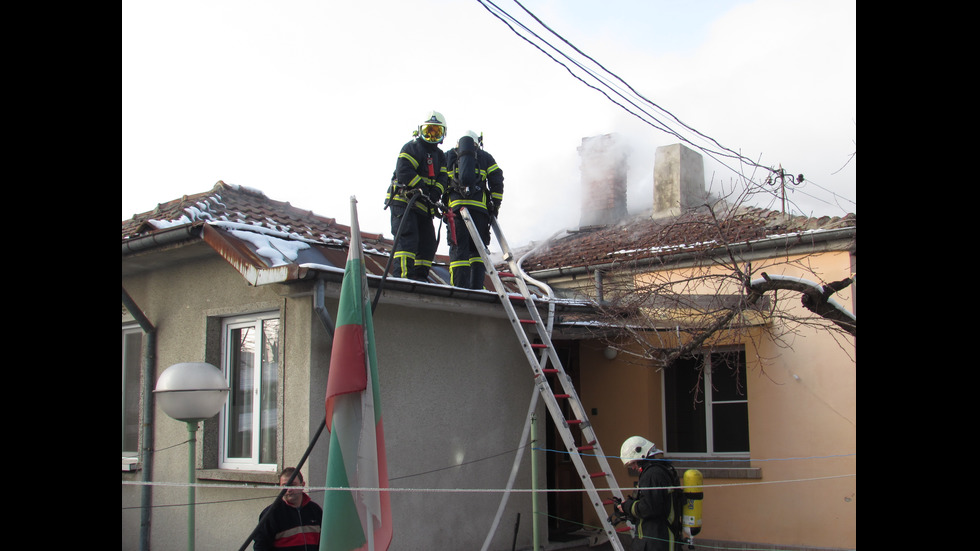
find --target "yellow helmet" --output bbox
[418,110,447,144]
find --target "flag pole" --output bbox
[353,195,377,551]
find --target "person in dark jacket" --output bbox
[384,110,448,281]
[253,467,322,551]
[444,130,504,289]
[617,436,682,551]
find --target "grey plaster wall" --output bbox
[123,248,546,551]
[308,292,545,551]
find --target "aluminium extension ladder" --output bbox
[458,207,631,550]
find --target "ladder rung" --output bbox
[578,444,595,452]
[566,419,583,425]
[531,343,548,349]
[616,526,631,533]
[518,319,536,324]
[499,271,515,278]
[588,471,608,479]
[541,369,559,374]
[554,394,571,399]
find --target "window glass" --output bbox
[122,329,142,455]
[221,314,279,470]
[227,325,255,459]
[260,319,279,465]
[664,347,749,455]
[664,355,706,453]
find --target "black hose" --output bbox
[372,190,422,312]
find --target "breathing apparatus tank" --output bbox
[681,469,703,538]
[454,131,479,195]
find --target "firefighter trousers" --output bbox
[449,207,491,289]
[389,204,437,281]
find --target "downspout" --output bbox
[313,278,335,339]
[594,269,604,304]
[122,287,156,551]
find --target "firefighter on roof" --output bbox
[385,110,449,281]
[444,130,504,289]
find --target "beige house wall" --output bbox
[570,249,855,549]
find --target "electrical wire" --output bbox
[123,449,854,498]
[123,448,854,548]
[474,0,855,214]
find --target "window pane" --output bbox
[228,326,254,459]
[259,319,279,465]
[664,355,706,453]
[710,350,747,402]
[712,402,749,452]
[122,331,142,454]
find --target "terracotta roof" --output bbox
[519,206,856,273]
[122,180,391,252]
[122,181,469,288]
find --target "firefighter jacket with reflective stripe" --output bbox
[623,460,680,550]
[445,147,504,213]
[386,137,448,216]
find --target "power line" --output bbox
[475,0,766,172]
[474,0,854,214]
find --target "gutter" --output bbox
[526,226,856,280]
[122,223,202,255]
[121,287,156,551]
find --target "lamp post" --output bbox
[154,362,229,551]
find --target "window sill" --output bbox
[122,458,140,472]
[668,459,762,479]
[197,469,280,485]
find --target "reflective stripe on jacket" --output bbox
[445,148,504,212]
[386,138,447,215]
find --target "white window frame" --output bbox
[218,312,280,472]
[662,346,750,458]
[122,324,143,469]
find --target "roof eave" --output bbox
[526,226,856,279]
[200,223,310,286]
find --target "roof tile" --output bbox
[519,206,856,272]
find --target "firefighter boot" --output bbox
[469,262,486,290]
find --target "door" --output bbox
[545,340,582,538]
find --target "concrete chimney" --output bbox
[578,133,628,228]
[653,143,706,218]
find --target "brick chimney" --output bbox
[653,143,707,218]
[578,133,628,228]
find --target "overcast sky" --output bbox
[122,0,856,254]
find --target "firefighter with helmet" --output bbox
[617,436,682,550]
[444,130,504,289]
[385,111,449,281]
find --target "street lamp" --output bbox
[154,362,229,551]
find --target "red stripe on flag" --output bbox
[324,323,367,429]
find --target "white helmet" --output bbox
[459,130,481,148]
[418,110,447,144]
[620,436,664,465]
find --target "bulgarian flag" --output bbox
[320,197,392,551]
